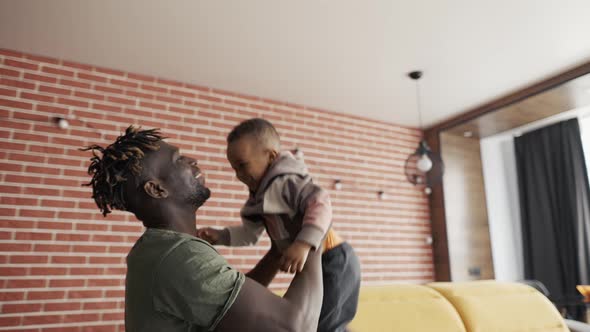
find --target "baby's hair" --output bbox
[227,118,280,150]
[81,126,164,216]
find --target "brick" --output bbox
[156,95,182,104]
[102,312,124,321]
[170,89,195,98]
[51,255,86,264]
[59,211,94,220]
[42,66,74,77]
[105,290,124,298]
[0,220,33,229]
[33,244,70,252]
[87,278,123,286]
[30,267,68,276]
[43,327,79,332]
[0,98,33,110]
[13,132,49,143]
[83,301,119,310]
[62,60,93,71]
[139,101,166,110]
[6,279,46,288]
[0,162,22,172]
[140,84,167,93]
[5,58,38,70]
[60,78,91,89]
[10,254,49,264]
[19,209,55,218]
[39,84,72,96]
[91,103,121,113]
[49,279,85,287]
[23,187,60,197]
[22,314,63,325]
[94,84,124,94]
[125,90,153,100]
[44,302,82,312]
[27,166,61,176]
[41,199,75,208]
[72,245,107,253]
[69,267,104,276]
[24,72,57,83]
[51,137,84,148]
[78,72,107,83]
[20,91,54,102]
[0,267,27,276]
[110,78,137,88]
[16,232,53,243]
[0,316,21,327]
[2,303,43,313]
[95,67,125,76]
[68,290,103,299]
[26,53,60,64]
[58,97,89,108]
[0,67,21,77]
[107,96,135,105]
[37,221,72,230]
[36,104,69,115]
[64,314,100,323]
[1,78,35,89]
[74,90,105,101]
[8,152,44,163]
[198,94,222,103]
[0,87,17,97]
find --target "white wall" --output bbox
[480,134,524,281]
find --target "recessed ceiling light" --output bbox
[463,131,473,138]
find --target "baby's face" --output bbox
[227,135,274,192]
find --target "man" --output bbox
[83,126,323,332]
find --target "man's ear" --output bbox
[143,180,169,199]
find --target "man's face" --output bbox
[143,141,211,208]
[227,135,273,192]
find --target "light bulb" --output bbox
[416,154,432,172]
[333,180,342,191]
[54,117,69,130]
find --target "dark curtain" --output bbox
[515,118,590,321]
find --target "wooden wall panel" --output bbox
[440,132,494,281]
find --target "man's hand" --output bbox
[196,227,221,245]
[279,241,312,274]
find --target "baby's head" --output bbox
[226,118,280,192]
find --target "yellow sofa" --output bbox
[349,280,587,332]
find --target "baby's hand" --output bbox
[196,227,221,245]
[280,241,312,274]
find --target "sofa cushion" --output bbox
[348,284,466,332]
[428,280,569,332]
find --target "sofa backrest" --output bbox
[348,284,466,332]
[427,280,569,332]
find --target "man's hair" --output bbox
[81,126,164,216]
[227,118,280,150]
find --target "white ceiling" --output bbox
[1,0,590,128]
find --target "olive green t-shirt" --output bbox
[125,228,245,332]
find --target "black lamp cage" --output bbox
[404,139,444,193]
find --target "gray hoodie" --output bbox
[226,152,332,251]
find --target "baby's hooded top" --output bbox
[226,151,332,251]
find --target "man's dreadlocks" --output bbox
[81,126,164,216]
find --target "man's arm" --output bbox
[215,248,323,332]
[245,243,281,287]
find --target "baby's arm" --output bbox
[197,218,264,246]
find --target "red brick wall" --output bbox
[0,48,433,331]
